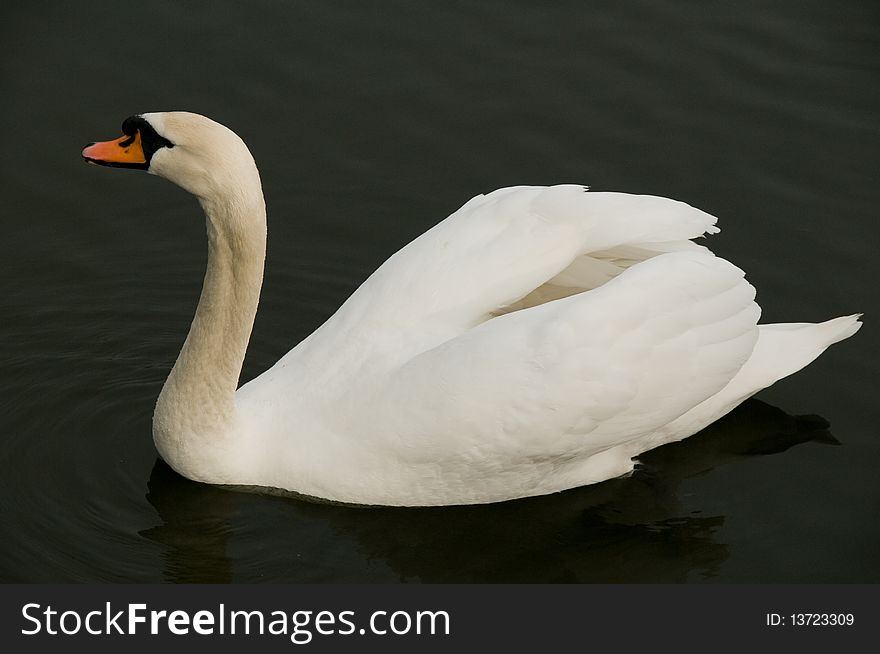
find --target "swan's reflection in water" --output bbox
[141,469,237,583]
[141,399,837,583]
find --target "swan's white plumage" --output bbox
[85,112,861,506]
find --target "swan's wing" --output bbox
[316,185,721,359]
[240,185,724,406]
[369,251,759,478]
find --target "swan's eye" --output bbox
[122,115,175,159]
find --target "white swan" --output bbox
[82,112,861,506]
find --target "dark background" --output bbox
[1,0,877,582]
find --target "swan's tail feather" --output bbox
[729,313,862,399]
[759,314,862,371]
[830,313,865,343]
[762,313,863,335]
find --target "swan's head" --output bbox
[82,112,260,200]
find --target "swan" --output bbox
[82,112,861,506]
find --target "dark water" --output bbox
[1,0,878,582]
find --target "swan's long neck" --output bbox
[153,181,266,481]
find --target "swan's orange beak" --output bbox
[82,131,148,169]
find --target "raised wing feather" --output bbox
[267,186,723,369]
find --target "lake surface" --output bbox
[1,0,877,582]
